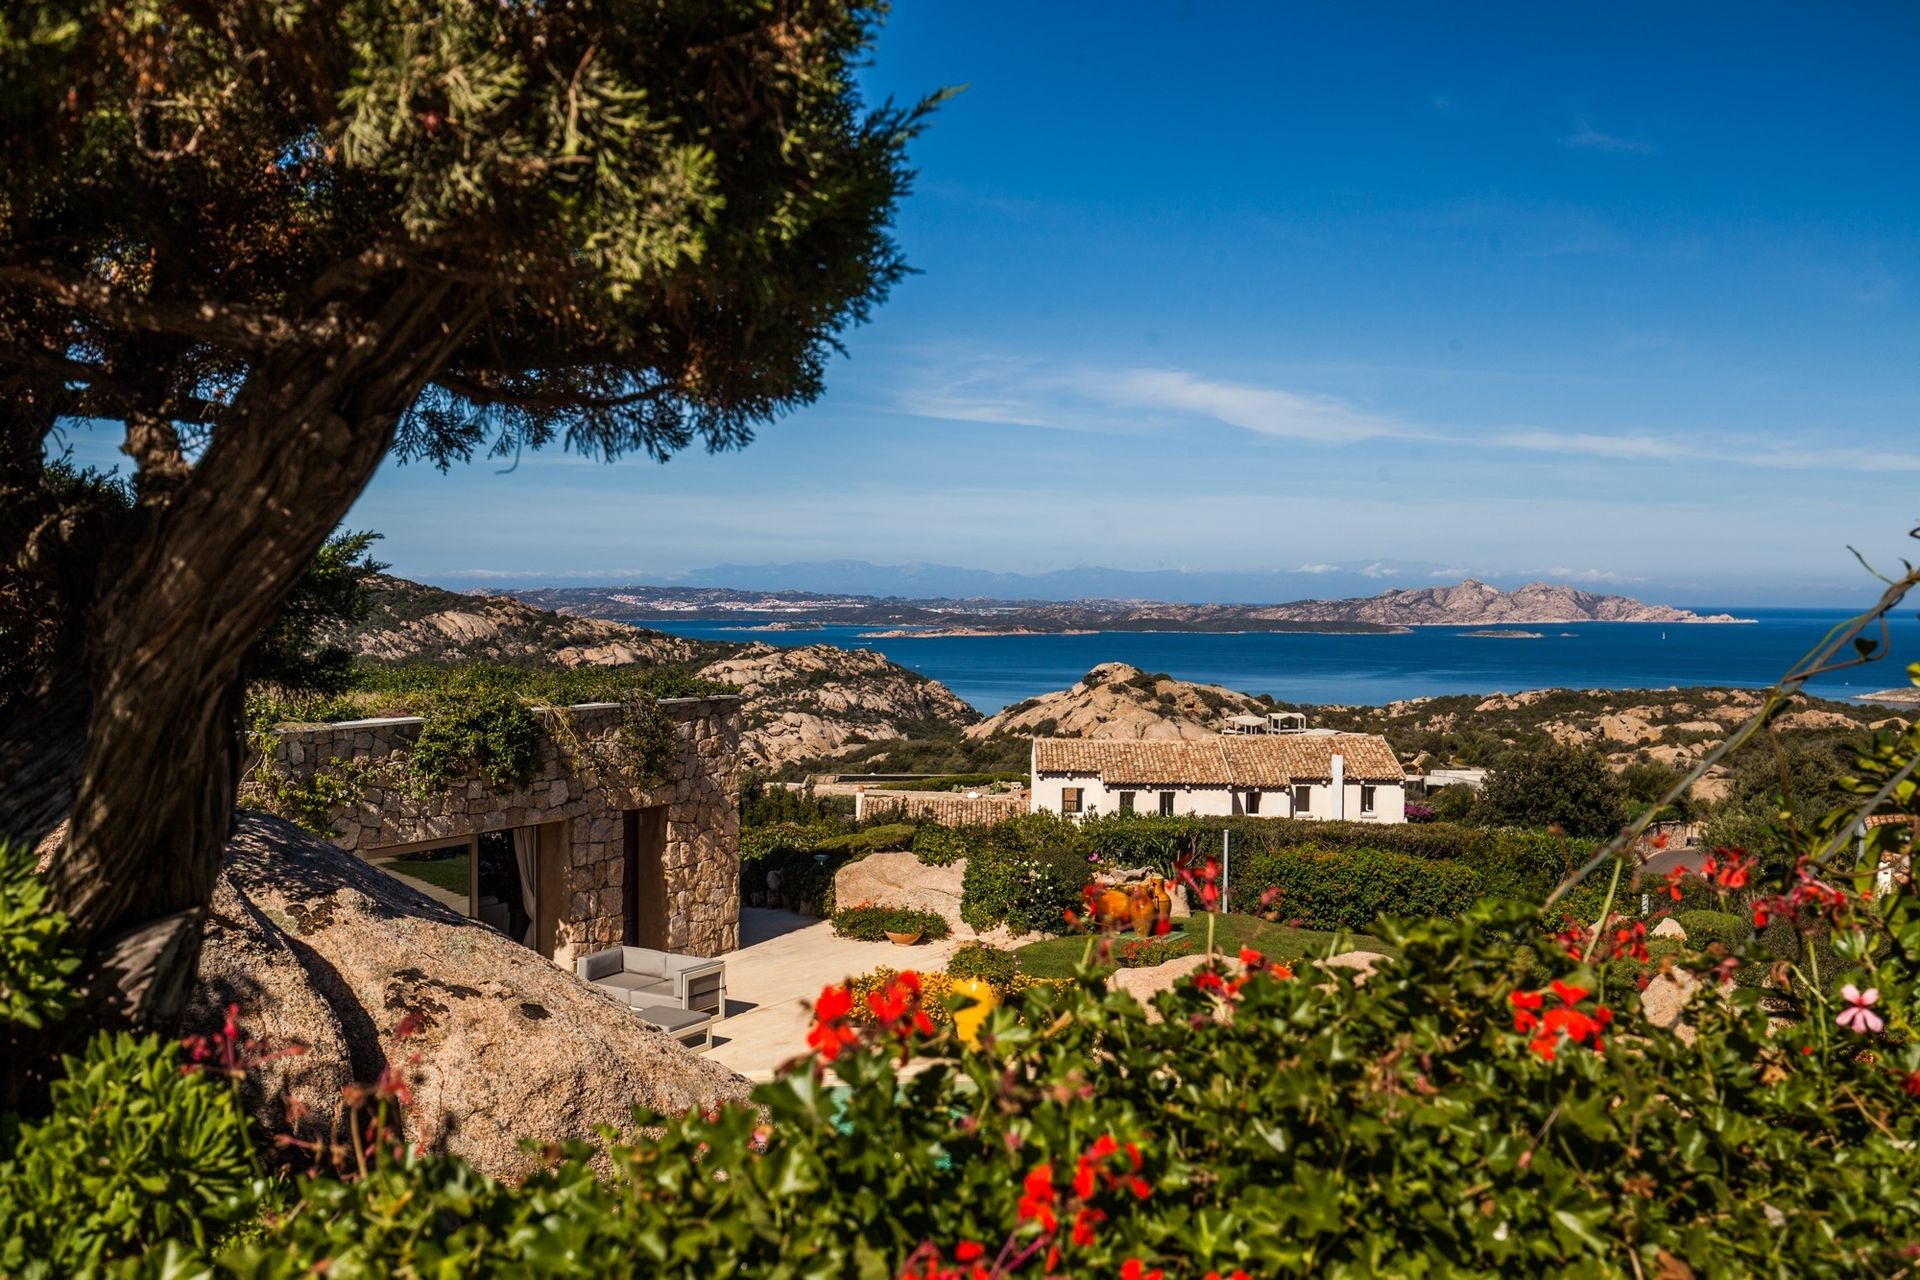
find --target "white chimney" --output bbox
[1331,753,1346,820]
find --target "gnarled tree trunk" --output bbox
[6,285,475,1104]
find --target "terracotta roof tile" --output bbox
[1032,739,1231,787]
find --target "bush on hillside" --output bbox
[1474,741,1630,838]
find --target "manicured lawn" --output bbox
[1012,913,1396,979]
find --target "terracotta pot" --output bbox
[1095,886,1132,928]
[1150,881,1172,930]
[1129,897,1156,937]
[885,929,923,946]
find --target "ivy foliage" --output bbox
[406,687,543,794]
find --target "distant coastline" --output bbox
[1857,688,1920,707]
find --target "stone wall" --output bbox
[251,697,741,964]
[854,790,1028,827]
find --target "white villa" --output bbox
[1030,732,1408,823]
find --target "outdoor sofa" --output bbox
[576,946,726,1050]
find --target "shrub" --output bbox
[1228,844,1482,930]
[832,905,951,942]
[1475,741,1630,838]
[742,848,843,916]
[945,941,1016,987]
[1676,908,1750,949]
[844,967,1072,1028]
[201,893,1920,1277]
[960,842,1090,936]
[0,840,79,1030]
[910,822,972,867]
[0,1032,261,1273]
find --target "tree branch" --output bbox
[0,266,339,352]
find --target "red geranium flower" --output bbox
[1018,1163,1058,1232]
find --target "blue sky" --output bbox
[61,2,1920,604]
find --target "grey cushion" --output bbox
[633,1004,711,1035]
[594,973,674,1005]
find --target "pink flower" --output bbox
[1837,984,1884,1035]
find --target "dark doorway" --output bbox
[623,806,669,948]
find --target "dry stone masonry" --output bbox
[252,697,741,964]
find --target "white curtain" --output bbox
[511,826,540,949]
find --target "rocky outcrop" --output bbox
[1253,579,1746,626]
[188,812,750,1181]
[965,662,1266,743]
[339,577,980,772]
[696,643,978,769]
[833,851,966,930]
[344,575,708,667]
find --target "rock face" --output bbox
[344,575,708,667]
[696,643,978,769]
[189,812,751,1181]
[833,851,967,929]
[340,576,981,772]
[967,663,1266,743]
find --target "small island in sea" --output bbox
[1461,628,1546,639]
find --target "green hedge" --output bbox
[1078,815,1594,901]
[1676,908,1750,949]
[1226,844,1482,930]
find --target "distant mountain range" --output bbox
[470,559,1536,604]
[502,578,1748,633]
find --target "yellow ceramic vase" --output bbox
[950,976,1000,1047]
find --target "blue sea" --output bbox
[641,608,1920,715]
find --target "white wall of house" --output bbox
[1032,773,1408,824]
[1031,774,1236,819]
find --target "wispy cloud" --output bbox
[895,353,1920,476]
[1562,118,1653,154]
[1545,567,1643,585]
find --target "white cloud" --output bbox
[1295,563,1340,574]
[895,352,1920,476]
[1096,369,1424,444]
[1545,567,1643,585]
[1562,119,1653,154]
